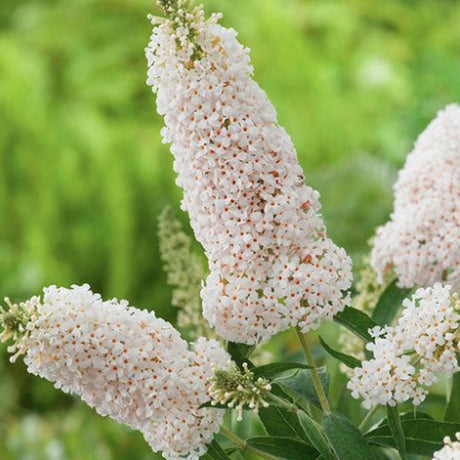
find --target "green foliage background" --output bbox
[0,0,459,458]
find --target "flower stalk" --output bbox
[295,327,331,414]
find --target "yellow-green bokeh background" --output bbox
[1,0,459,458]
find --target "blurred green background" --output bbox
[0,0,459,458]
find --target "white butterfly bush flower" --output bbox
[1,284,229,460]
[348,284,460,409]
[146,0,352,344]
[371,104,460,289]
[433,434,460,459]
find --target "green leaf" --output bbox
[444,372,460,422]
[323,413,376,459]
[386,405,406,460]
[373,410,432,429]
[366,418,460,456]
[372,280,411,326]
[252,362,311,380]
[201,440,232,460]
[298,411,335,460]
[246,436,318,460]
[275,369,330,410]
[334,306,377,342]
[259,406,309,442]
[227,342,255,368]
[319,336,360,369]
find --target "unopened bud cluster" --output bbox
[157,206,213,340]
[208,362,272,421]
[0,296,40,362]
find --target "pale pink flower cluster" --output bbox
[433,434,460,459]
[18,284,229,460]
[372,104,460,289]
[348,284,460,409]
[146,4,352,344]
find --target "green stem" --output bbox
[295,327,331,414]
[220,426,246,450]
[220,426,279,460]
[268,393,298,412]
[359,405,379,432]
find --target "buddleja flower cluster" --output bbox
[372,104,460,289]
[348,284,460,409]
[433,433,460,459]
[146,0,352,344]
[0,284,229,460]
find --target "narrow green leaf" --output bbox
[259,406,309,442]
[386,405,406,460]
[252,362,311,380]
[246,436,318,460]
[275,369,330,410]
[319,336,360,369]
[227,342,255,368]
[298,411,335,460]
[445,372,460,422]
[334,306,377,342]
[372,280,411,326]
[366,419,460,456]
[323,413,376,459]
[201,440,232,460]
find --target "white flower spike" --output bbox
[0,284,229,460]
[348,284,460,409]
[146,0,352,344]
[372,104,460,289]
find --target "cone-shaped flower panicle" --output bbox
[348,284,460,409]
[146,0,352,344]
[0,284,230,460]
[371,104,460,289]
[433,434,460,459]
